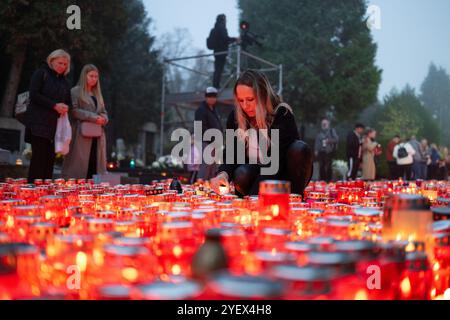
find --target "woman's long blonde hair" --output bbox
[234,70,291,137]
[78,64,105,109]
[46,49,71,76]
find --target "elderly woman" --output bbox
[210,69,313,197]
[62,64,108,179]
[25,49,72,183]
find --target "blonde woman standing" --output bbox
[62,64,108,179]
[25,49,72,183]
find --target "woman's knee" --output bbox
[233,165,257,196]
[286,140,314,193]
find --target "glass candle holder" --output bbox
[217,228,248,274]
[383,194,434,257]
[259,180,291,222]
[40,195,70,227]
[0,243,40,299]
[270,265,335,299]
[28,222,58,249]
[203,272,283,300]
[432,233,450,298]
[399,251,432,300]
[90,245,157,290]
[155,221,197,277]
[133,279,202,300]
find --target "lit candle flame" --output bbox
[76,251,87,272]
[171,264,181,275]
[354,289,368,300]
[400,277,411,297]
[271,205,279,217]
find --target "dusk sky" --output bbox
[143,0,450,100]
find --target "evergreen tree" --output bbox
[420,63,450,145]
[238,0,382,123]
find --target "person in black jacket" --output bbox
[194,87,224,180]
[211,14,238,89]
[210,70,313,197]
[25,49,72,183]
[346,123,365,180]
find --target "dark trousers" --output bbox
[87,138,98,179]
[189,171,198,185]
[28,134,56,183]
[318,151,333,182]
[232,140,313,197]
[347,157,360,180]
[397,164,412,180]
[213,54,227,88]
[387,161,397,180]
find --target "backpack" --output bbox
[15,70,47,124]
[397,145,408,159]
[206,28,218,50]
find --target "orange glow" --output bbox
[76,251,87,272]
[171,264,181,275]
[173,245,183,257]
[400,277,412,297]
[354,289,368,300]
[271,205,279,217]
[122,267,139,282]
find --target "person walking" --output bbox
[314,118,339,182]
[62,64,108,179]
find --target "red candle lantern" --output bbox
[259,180,290,222]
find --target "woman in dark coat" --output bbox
[25,49,72,183]
[210,70,313,197]
[62,64,108,179]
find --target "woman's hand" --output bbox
[54,103,69,115]
[95,116,107,125]
[210,172,230,194]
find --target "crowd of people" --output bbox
[386,135,449,181]
[312,118,449,182]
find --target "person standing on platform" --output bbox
[207,14,238,89]
[314,118,339,182]
[346,123,365,180]
[195,87,224,180]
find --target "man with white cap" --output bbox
[194,87,224,180]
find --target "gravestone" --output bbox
[0,117,25,153]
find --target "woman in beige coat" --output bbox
[62,64,108,179]
[362,128,379,181]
